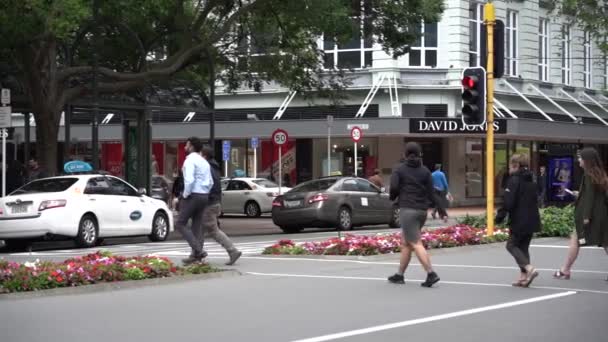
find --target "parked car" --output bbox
[0,174,173,251]
[220,178,291,217]
[151,175,171,204]
[271,177,400,233]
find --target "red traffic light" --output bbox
[462,76,478,89]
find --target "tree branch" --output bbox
[57,1,264,85]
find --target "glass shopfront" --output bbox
[312,137,378,178]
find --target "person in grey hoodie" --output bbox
[197,145,242,266]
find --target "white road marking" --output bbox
[247,272,608,295]
[226,256,608,275]
[531,244,604,250]
[286,291,577,342]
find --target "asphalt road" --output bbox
[1,237,607,342]
[0,214,458,258]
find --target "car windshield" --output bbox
[251,179,279,188]
[289,178,337,193]
[11,178,78,195]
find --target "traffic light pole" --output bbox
[485,3,496,236]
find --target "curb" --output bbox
[0,269,242,300]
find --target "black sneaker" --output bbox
[388,274,405,284]
[183,251,208,265]
[421,272,440,288]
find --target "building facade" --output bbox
[8,0,608,206]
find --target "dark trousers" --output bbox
[175,193,209,256]
[432,189,448,216]
[506,232,533,273]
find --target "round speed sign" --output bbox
[272,129,289,146]
[350,126,362,142]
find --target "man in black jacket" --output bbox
[496,154,540,287]
[197,145,242,266]
[387,142,448,288]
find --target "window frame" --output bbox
[538,18,550,82]
[322,0,374,70]
[408,22,439,68]
[469,3,484,67]
[561,25,572,85]
[583,31,592,89]
[505,10,519,77]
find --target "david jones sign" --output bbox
[410,118,507,134]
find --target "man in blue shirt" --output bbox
[431,164,450,219]
[177,137,214,265]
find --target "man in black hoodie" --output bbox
[198,145,242,266]
[387,142,448,287]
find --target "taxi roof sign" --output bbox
[64,161,93,173]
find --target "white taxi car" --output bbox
[0,172,173,250]
[220,178,291,217]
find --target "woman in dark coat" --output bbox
[554,147,608,281]
[496,153,541,287]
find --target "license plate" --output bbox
[284,200,302,208]
[11,205,28,214]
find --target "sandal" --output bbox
[553,270,571,280]
[521,269,539,288]
[512,280,525,287]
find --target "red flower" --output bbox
[56,276,64,282]
[50,271,59,277]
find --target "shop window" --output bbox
[465,139,483,198]
[313,137,378,178]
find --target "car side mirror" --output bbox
[138,188,147,196]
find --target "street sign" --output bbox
[251,137,259,149]
[222,140,231,161]
[327,115,334,126]
[272,129,288,146]
[1,89,10,105]
[0,106,11,128]
[351,126,362,142]
[347,123,369,130]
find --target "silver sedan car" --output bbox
[271,177,400,233]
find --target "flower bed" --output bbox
[262,225,510,256]
[0,251,219,293]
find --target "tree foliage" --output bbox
[0,0,445,173]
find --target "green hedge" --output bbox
[457,205,574,237]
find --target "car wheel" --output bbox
[389,207,400,228]
[280,226,303,234]
[3,239,32,252]
[76,214,98,248]
[149,212,170,242]
[337,206,353,231]
[245,201,261,218]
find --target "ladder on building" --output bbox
[356,72,401,118]
[273,91,297,120]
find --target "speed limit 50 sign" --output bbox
[272,129,289,146]
[350,126,362,142]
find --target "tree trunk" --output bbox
[33,112,61,176]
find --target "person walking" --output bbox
[171,170,184,211]
[431,164,450,219]
[176,137,214,265]
[387,142,448,288]
[368,169,384,188]
[496,154,541,287]
[197,146,242,265]
[554,147,608,281]
[27,157,49,182]
[537,166,547,208]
